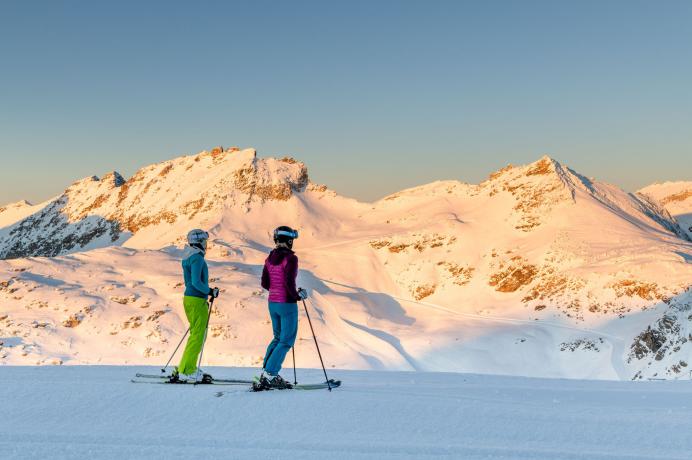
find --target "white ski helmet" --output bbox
[187,229,209,247]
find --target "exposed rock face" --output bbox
[660,190,692,205]
[489,255,539,293]
[628,289,692,379]
[232,157,308,203]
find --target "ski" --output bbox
[289,379,341,390]
[131,378,248,386]
[134,373,252,384]
[215,380,342,397]
[250,379,341,392]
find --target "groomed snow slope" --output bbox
[1,367,691,460]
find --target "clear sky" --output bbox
[1,0,690,205]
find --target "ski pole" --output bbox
[292,347,297,385]
[302,299,332,391]
[161,327,190,374]
[194,295,215,384]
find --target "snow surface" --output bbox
[1,366,691,460]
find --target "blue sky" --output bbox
[1,0,690,204]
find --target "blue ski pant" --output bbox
[263,301,298,376]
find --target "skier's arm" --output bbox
[261,263,270,290]
[284,255,300,302]
[190,256,210,294]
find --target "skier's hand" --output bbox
[209,287,220,299]
[298,288,308,300]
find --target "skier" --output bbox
[257,226,308,389]
[169,229,219,383]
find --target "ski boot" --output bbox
[169,367,213,384]
[186,369,213,384]
[197,372,214,384]
[168,367,182,383]
[268,374,293,389]
[253,373,293,391]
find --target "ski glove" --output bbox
[209,287,220,299]
[298,288,308,300]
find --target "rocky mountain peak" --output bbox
[485,155,562,182]
[231,155,309,202]
[525,155,560,175]
[481,156,575,231]
[103,171,126,187]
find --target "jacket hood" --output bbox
[267,247,294,265]
[182,246,205,260]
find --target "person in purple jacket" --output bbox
[257,226,307,389]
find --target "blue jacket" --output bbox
[182,252,209,299]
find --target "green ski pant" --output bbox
[178,295,210,375]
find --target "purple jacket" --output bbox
[261,247,300,303]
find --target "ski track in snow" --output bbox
[1,366,691,460]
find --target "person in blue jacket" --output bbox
[170,229,218,383]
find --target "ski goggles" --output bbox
[274,229,299,239]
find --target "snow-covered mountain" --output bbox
[1,147,690,381]
[0,147,311,258]
[639,181,692,240]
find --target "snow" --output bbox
[1,366,691,459]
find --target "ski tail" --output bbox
[294,379,341,390]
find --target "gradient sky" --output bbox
[1,0,691,205]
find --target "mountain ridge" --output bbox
[0,147,690,380]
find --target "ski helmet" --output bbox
[187,229,209,247]
[273,226,298,248]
